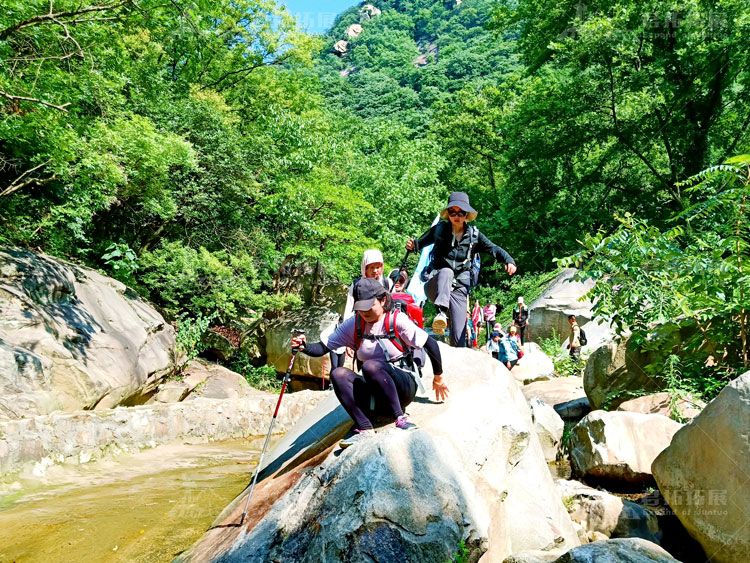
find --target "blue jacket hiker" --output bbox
[497,334,521,370]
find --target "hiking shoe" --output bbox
[340,429,375,448]
[432,311,448,332]
[395,414,417,431]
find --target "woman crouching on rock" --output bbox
[292,278,448,448]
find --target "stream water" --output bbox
[0,437,276,562]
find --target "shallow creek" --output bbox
[0,437,277,562]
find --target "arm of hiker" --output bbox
[424,336,449,401]
[290,333,330,356]
[477,231,517,275]
[408,224,438,253]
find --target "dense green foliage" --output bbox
[486,0,750,269]
[0,0,449,321]
[560,156,750,399]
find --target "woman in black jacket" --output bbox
[406,192,517,347]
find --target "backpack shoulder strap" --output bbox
[354,313,365,350]
[468,225,478,254]
[384,309,405,353]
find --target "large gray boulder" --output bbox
[527,269,594,344]
[652,371,750,563]
[201,329,237,361]
[333,39,349,55]
[571,411,682,485]
[183,363,254,400]
[523,377,590,420]
[556,479,661,545]
[0,247,176,419]
[359,3,381,21]
[584,335,664,410]
[512,343,555,385]
[616,392,704,421]
[180,345,580,562]
[552,538,679,562]
[529,398,564,462]
[345,23,363,38]
[527,270,615,355]
[265,307,339,379]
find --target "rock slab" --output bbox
[523,377,590,420]
[529,398,564,462]
[512,343,555,385]
[583,335,662,410]
[556,479,661,544]
[553,538,679,562]
[0,247,176,418]
[181,345,580,562]
[265,307,339,379]
[652,371,750,563]
[616,392,704,420]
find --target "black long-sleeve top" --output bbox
[302,335,443,376]
[413,221,515,274]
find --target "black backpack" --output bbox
[420,223,479,287]
[579,327,588,346]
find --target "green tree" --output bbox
[559,155,750,399]
[485,0,750,267]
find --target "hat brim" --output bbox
[353,297,377,312]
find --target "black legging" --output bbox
[517,325,527,345]
[329,351,345,371]
[330,359,417,430]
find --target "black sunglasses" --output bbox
[448,210,467,217]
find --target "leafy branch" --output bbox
[0,1,131,40]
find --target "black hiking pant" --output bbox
[330,360,417,430]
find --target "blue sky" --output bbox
[281,0,357,34]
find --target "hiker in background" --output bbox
[389,268,409,292]
[292,278,447,448]
[343,249,394,321]
[509,325,521,347]
[466,311,479,348]
[512,296,529,345]
[483,302,496,343]
[472,299,483,346]
[567,314,581,362]
[487,322,503,360]
[498,329,522,370]
[406,191,517,347]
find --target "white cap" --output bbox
[360,249,384,278]
[518,296,524,304]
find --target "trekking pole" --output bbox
[239,328,305,526]
[398,248,412,276]
[390,248,412,288]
